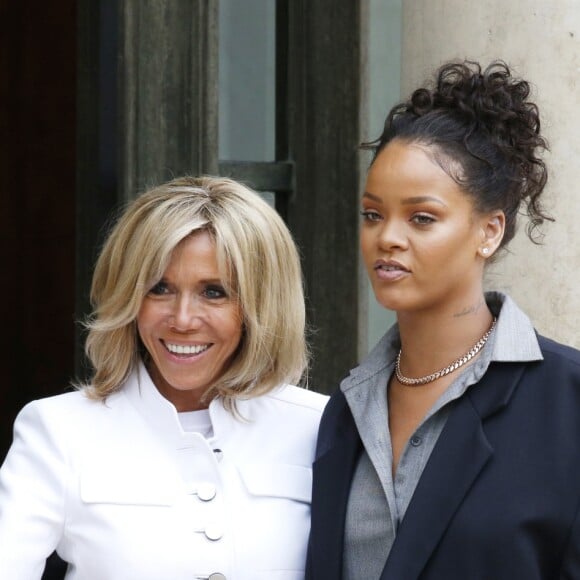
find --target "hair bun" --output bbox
[410,60,541,152]
[410,87,434,116]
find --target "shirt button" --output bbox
[213,448,224,462]
[208,574,226,580]
[410,435,422,447]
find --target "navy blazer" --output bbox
[307,335,580,579]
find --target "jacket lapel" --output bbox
[381,361,527,579]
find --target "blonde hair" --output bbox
[81,176,308,408]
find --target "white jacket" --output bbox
[0,365,328,580]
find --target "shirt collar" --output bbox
[485,291,543,361]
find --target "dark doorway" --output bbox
[0,1,77,462]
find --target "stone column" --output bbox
[401,0,580,345]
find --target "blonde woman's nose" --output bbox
[169,295,204,331]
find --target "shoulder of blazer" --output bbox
[15,388,142,458]
[17,389,124,430]
[232,385,328,442]
[264,384,329,413]
[464,333,580,422]
[315,388,359,458]
[538,333,580,369]
[319,388,350,425]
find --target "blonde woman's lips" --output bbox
[163,341,211,355]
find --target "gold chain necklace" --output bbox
[395,317,497,386]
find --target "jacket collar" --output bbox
[122,362,238,449]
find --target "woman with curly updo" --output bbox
[306,61,580,579]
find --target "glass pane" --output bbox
[218,0,276,163]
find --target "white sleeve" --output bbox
[0,401,67,579]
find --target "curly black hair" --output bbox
[365,60,552,246]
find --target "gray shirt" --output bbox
[341,292,543,580]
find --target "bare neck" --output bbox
[396,294,494,378]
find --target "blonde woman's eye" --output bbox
[203,285,227,299]
[360,210,382,222]
[148,281,170,295]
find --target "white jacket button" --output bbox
[204,523,224,541]
[186,482,217,501]
[197,482,217,501]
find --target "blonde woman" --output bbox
[0,176,327,580]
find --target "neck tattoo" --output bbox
[395,317,497,386]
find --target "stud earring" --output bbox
[482,247,490,255]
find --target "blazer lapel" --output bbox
[381,361,527,580]
[308,393,362,580]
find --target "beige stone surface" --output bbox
[402,0,580,346]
